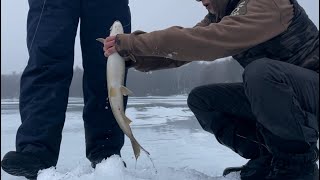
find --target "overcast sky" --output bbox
[1,0,319,74]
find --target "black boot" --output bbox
[1,151,52,180]
[266,149,319,180]
[223,154,272,180]
[257,123,319,180]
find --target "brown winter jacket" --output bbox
[115,0,295,72]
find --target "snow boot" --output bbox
[265,148,319,180]
[1,151,52,180]
[223,154,272,180]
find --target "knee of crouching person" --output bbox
[187,86,205,111]
[242,58,275,87]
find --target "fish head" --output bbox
[110,20,124,36]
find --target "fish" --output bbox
[96,21,150,160]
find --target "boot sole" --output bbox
[2,162,38,180]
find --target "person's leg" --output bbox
[79,0,131,165]
[1,0,80,178]
[243,58,319,179]
[188,82,273,179]
[188,83,267,159]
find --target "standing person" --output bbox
[1,0,131,179]
[101,0,319,179]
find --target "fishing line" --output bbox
[29,0,47,54]
[122,22,131,29]
[236,134,268,149]
[108,22,131,33]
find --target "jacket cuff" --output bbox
[115,34,132,58]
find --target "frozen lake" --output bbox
[1,96,247,180]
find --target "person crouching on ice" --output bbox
[100,0,319,179]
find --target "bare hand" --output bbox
[96,36,117,57]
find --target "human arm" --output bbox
[115,0,293,62]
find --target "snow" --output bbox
[35,155,241,180]
[1,96,251,180]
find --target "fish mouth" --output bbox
[112,20,122,27]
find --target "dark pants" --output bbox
[16,0,131,166]
[188,59,319,159]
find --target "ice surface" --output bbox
[0,96,250,180]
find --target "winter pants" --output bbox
[188,58,319,158]
[16,0,131,166]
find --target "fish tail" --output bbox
[130,138,141,160]
[140,143,150,156]
[130,137,150,160]
[123,114,150,159]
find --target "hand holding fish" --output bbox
[97,36,117,57]
[104,36,117,57]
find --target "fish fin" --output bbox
[124,114,132,125]
[109,87,117,97]
[96,38,104,44]
[120,86,133,96]
[130,137,150,160]
[130,137,141,160]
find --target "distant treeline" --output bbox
[1,58,244,99]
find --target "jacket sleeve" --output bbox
[116,0,293,62]
[122,13,217,72]
[125,55,190,72]
[119,30,191,72]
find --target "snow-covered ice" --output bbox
[1,96,248,180]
